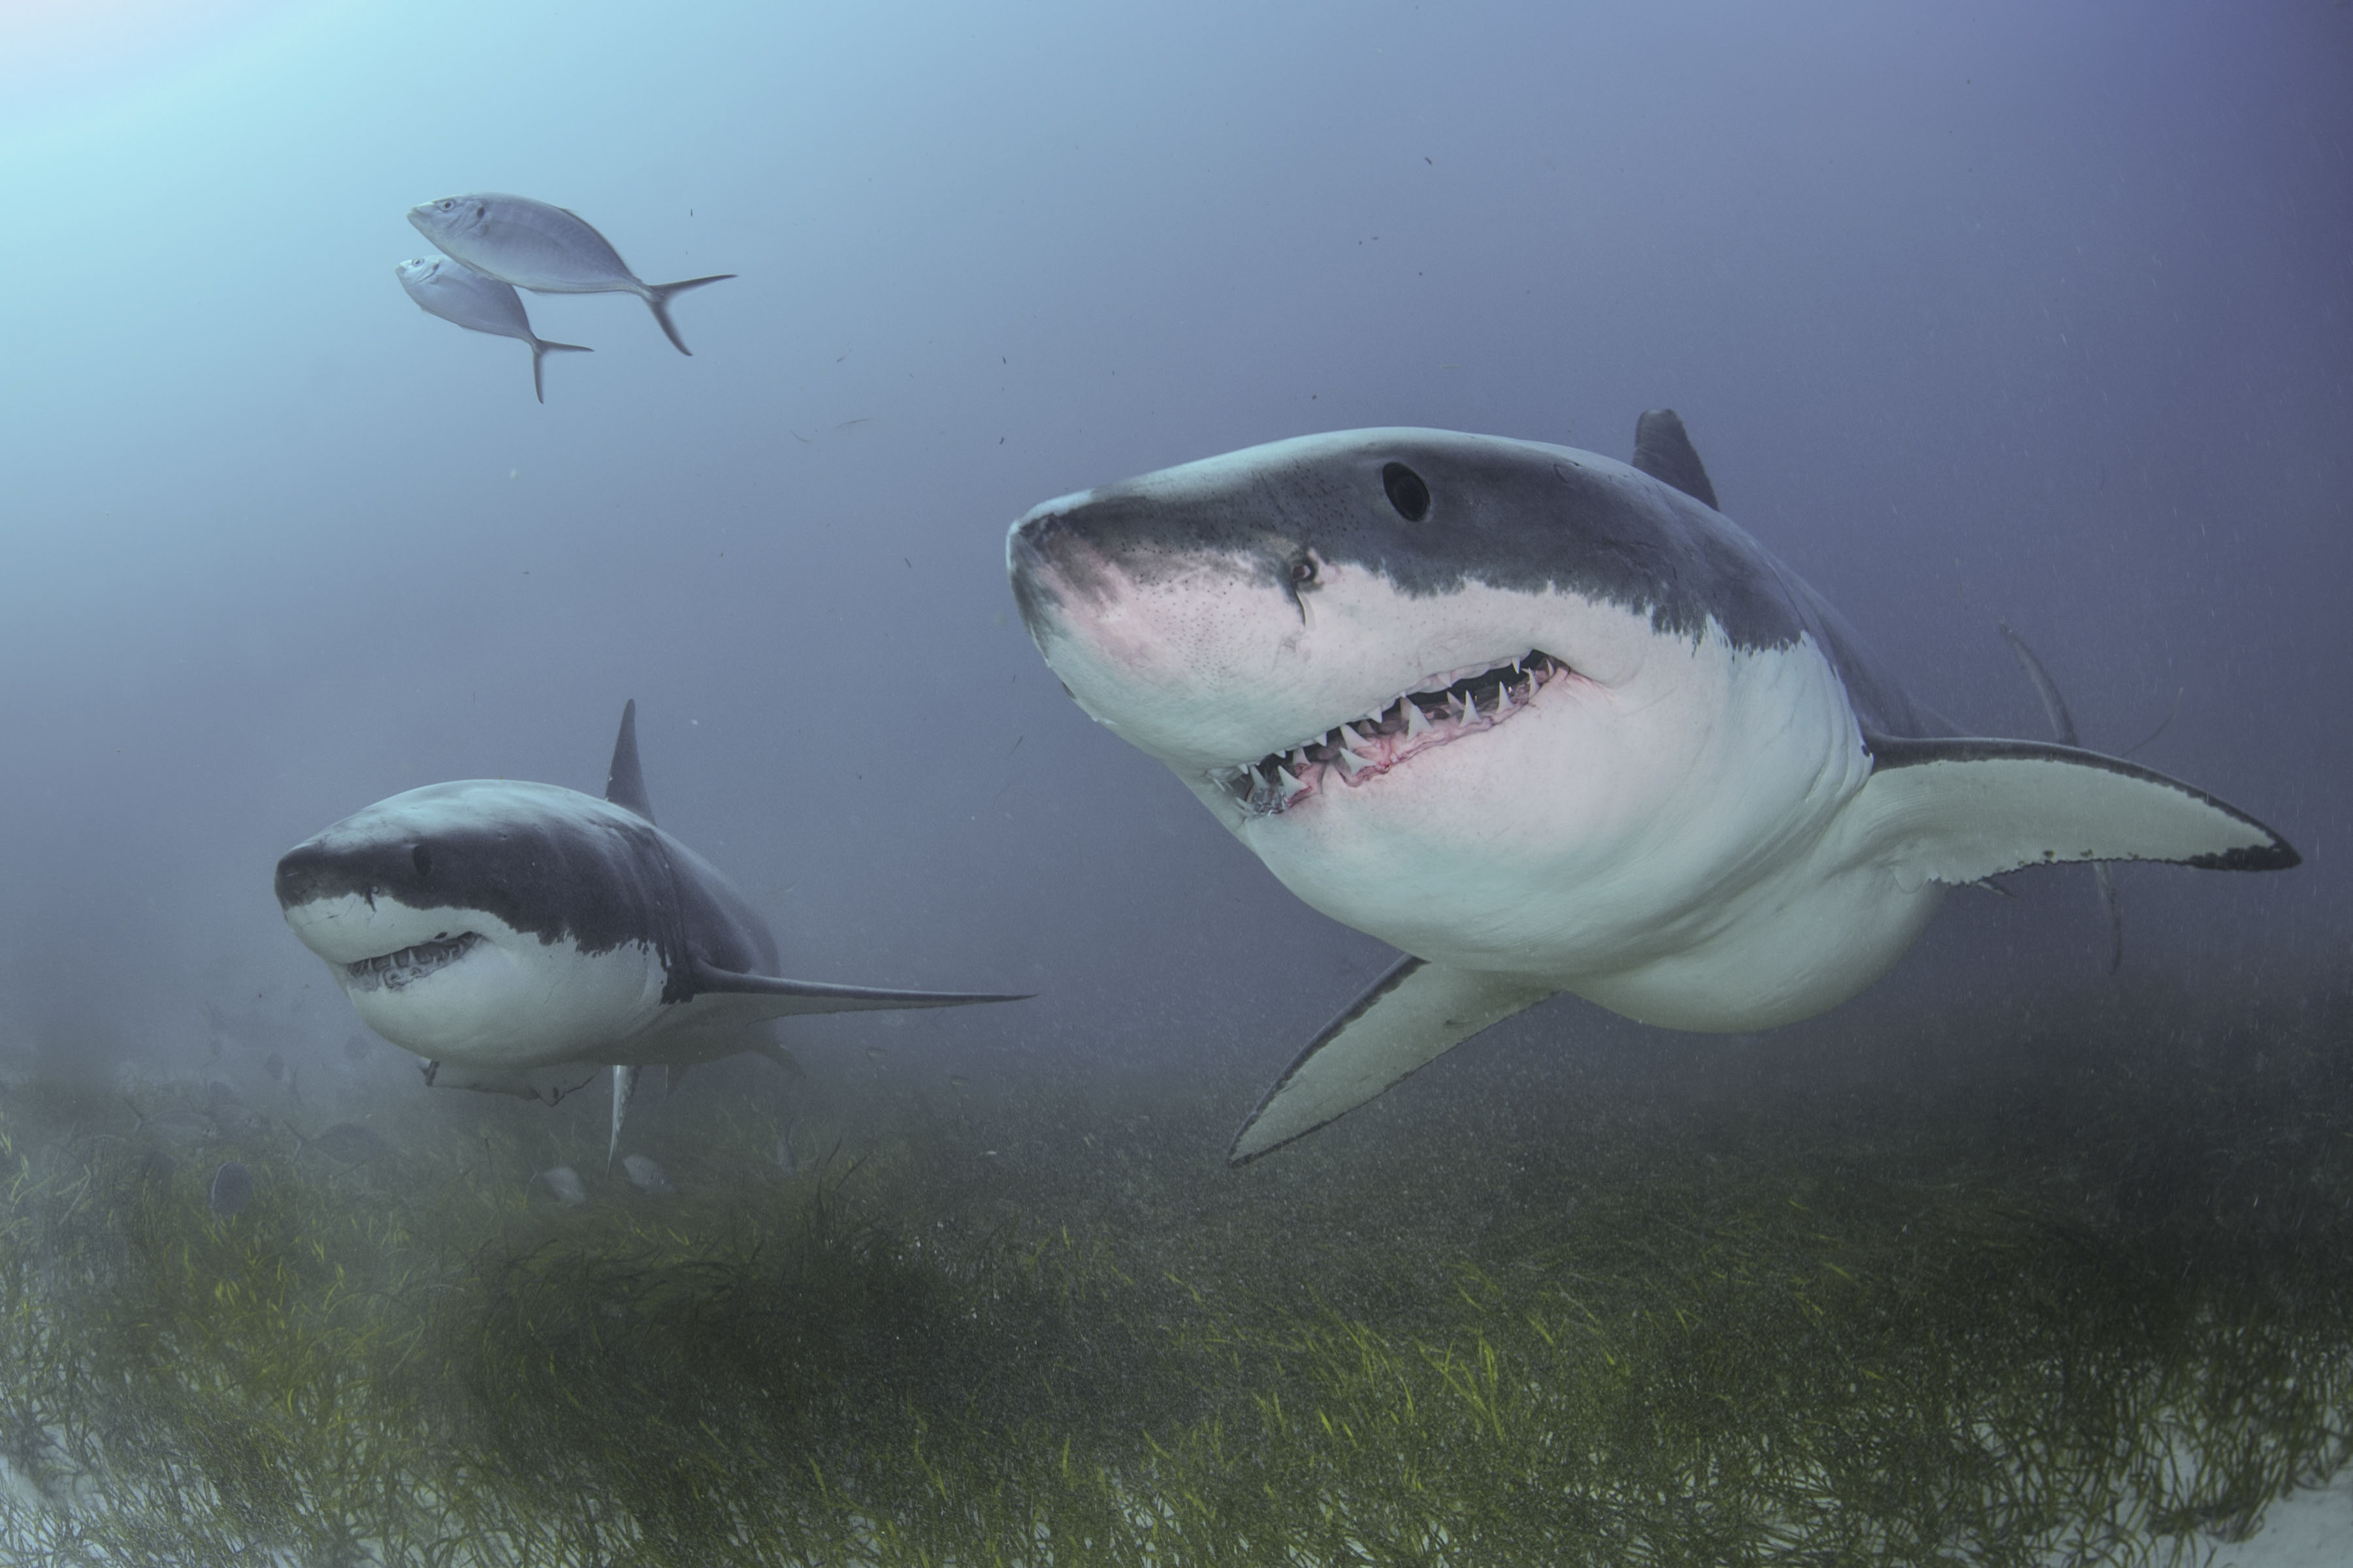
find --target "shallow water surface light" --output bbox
[1,1,2348,1563]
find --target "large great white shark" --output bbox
[1005,411,2299,1164]
[276,703,1023,1162]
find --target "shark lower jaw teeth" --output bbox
[1212,652,1569,818]
[346,931,483,993]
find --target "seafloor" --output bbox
[2,976,2348,1566]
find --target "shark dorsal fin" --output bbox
[605,700,655,823]
[1631,408,1719,511]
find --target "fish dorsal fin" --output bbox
[605,699,655,823]
[1631,408,1719,511]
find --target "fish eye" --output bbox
[410,844,432,880]
[1382,462,1431,522]
[437,199,453,210]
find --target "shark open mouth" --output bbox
[1211,652,1570,817]
[347,932,483,993]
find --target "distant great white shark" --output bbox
[1005,411,2299,1164]
[276,703,1024,1162]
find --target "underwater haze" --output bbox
[3,1,2351,1562]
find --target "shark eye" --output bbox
[1290,555,1318,587]
[1382,462,1431,522]
[410,844,432,880]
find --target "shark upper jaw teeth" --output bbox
[1209,652,1569,818]
[346,931,483,993]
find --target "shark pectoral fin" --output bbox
[1228,958,1555,1166]
[688,961,1031,1019]
[1854,736,2299,886]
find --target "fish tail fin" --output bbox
[643,274,736,355]
[530,339,593,403]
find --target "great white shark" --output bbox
[1005,411,2299,1164]
[276,703,1024,1162]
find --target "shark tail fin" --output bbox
[605,700,655,823]
[529,338,592,404]
[1998,625,2126,973]
[643,274,736,355]
[1229,958,1554,1165]
[751,1040,806,1079]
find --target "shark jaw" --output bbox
[343,931,484,993]
[1208,651,1573,817]
[280,891,670,1070]
[1015,522,1881,1006]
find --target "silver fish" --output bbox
[620,1153,674,1194]
[773,1123,796,1177]
[536,1165,589,1206]
[395,256,591,403]
[407,193,734,355]
[207,1162,253,1217]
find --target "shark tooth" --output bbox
[1275,765,1304,793]
[1335,747,1369,776]
[1403,701,1431,737]
[1461,690,1480,723]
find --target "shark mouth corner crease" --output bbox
[1212,652,1570,816]
[347,932,483,992]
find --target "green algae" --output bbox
[1,982,2349,1565]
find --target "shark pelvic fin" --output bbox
[605,699,655,823]
[1854,736,2298,892]
[1630,408,1719,511]
[609,1064,643,1170]
[1228,957,1554,1165]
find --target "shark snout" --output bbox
[274,831,435,914]
[1005,498,1114,639]
[274,839,348,912]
